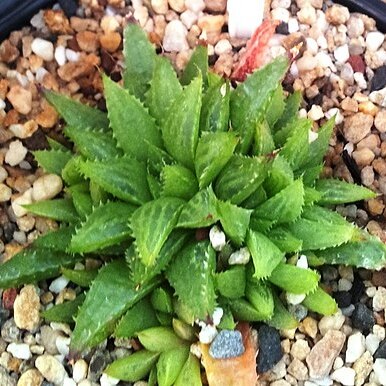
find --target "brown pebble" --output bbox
[343,113,374,144]
[0,39,19,63]
[76,31,99,52]
[6,86,32,115]
[372,270,386,287]
[352,148,375,167]
[99,32,122,53]
[204,0,227,12]
[375,110,386,133]
[373,158,386,176]
[44,9,72,34]
[341,97,358,112]
[367,198,385,216]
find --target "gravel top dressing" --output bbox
[1,0,386,385]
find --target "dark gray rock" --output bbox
[256,325,283,373]
[374,338,386,359]
[352,303,375,334]
[371,65,386,92]
[1,318,21,343]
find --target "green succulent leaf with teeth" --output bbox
[2,23,386,384]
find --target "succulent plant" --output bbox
[1,23,386,384]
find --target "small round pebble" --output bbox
[35,354,67,385]
[330,366,355,386]
[6,342,31,360]
[31,38,54,61]
[346,332,366,363]
[209,329,245,359]
[5,141,28,167]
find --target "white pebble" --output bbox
[9,124,30,139]
[65,49,80,62]
[212,307,223,326]
[334,44,350,63]
[306,38,318,55]
[7,342,31,360]
[11,188,33,218]
[209,225,226,252]
[185,0,205,13]
[346,332,366,363]
[32,174,63,202]
[308,105,324,121]
[325,108,344,124]
[63,378,77,386]
[373,325,386,341]
[330,367,355,386]
[55,45,66,66]
[35,67,49,83]
[228,247,250,265]
[316,35,328,49]
[271,7,290,23]
[0,165,8,182]
[5,140,28,166]
[315,52,336,71]
[180,10,198,29]
[73,359,88,383]
[366,31,385,52]
[373,287,386,311]
[365,333,380,355]
[162,20,189,52]
[0,98,5,110]
[30,10,45,29]
[288,18,299,33]
[49,276,70,294]
[100,373,120,386]
[56,335,70,356]
[214,39,232,56]
[297,255,308,269]
[286,292,306,305]
[198,323,217,344]
[374,358,386,386]
[35,354,67,385]
[354,72,367,90]
[0,184,12,202]
[31,38,54,61]
[333,356,344,370]
[297,5,316,25]
[318,310,345,336]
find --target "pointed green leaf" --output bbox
[106,350,160,382]
[287,206,355,250]
[314,232,386,270]
[266,84,285,127]
[180,45,208,86]
[246,230,284,279]
[303,186,322,206]
[114,297,159,338]
[242,186,267,209]
[62,156,83,186]
[0,248,82,289]
[230,57,288,153]
[174,354,202,386]
[44,90,109,130]
[104,76,162,162]
[128,230,190,287]
[228,298,265,321]
[64,126,120,160]
[315,179,377,205]
[161,165,198,200]
[68,184,93,218]
[131,197,185,266]
[167,241,216,319]
[177,186,219,228]
[162,75,202,169]
[215,266,246,299]
[79,157,152,205]
[268,227,303,253]
[302,286,338,315]
[61,267,98,287]
[263,155,294,197]
[33,225,75,251]
[266,294,298,330]
[217,200,252,246]
[138,327,185,352]
[41,293,85,323]
[157,346,190,386]
[199,79,230,133]
[253,119,275,156]
[195,132,238,189]
[280,118,311,170]
[147,56,183,124]
[245,280,274,320]
[70,201,135,253]
[269,263,320,294]
[70,260,160,354]
[151,287,173,314]
[33,149,72,175]
[215,155,270,205]
[47,137,69,152]
[123,23,156,99]
[24,199,79,223]
[253,179,304,225]
[274,90,302,132]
